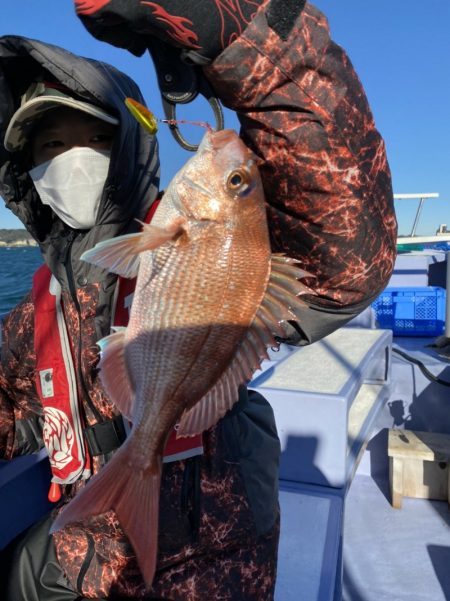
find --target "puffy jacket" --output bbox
[0,35,280,599]
[0,2,397,596]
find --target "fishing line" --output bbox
[160,118,212,132]
[99,62,212,134]
[392,347,450,388]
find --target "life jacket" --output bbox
[33,267,92,485]
[32,205,203,489]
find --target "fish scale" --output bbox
[127,238,250,405]
[52,128,310,589]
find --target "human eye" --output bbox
[89,122,116,149]
[31,135,66,164]
[41,138,65,149]
[90,132,114,145]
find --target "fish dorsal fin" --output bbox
[261,254,313,337]
[80,217,186,278]
[97,327,134,420]
[177,254,311,436]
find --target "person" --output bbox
[0,2,397,600]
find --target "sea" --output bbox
[0,246,43,314]
[1,241,448,317]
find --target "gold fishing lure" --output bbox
[125,98,158,134]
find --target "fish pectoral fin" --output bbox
[80,217,186,278]
[97,329,135,420]
[81,232,144,278]
[136,216,187,245]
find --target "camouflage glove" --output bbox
[74,0,265,60]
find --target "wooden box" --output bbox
[388,429,450,509]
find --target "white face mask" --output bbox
[29,147,111,230]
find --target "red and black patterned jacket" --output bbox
[0,3,396,598]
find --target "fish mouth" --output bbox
[208,128,238,150]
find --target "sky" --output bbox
[0,0,449,235]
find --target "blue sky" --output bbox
[0,0,449,235]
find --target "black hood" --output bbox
[0,35,159,297]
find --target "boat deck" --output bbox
[341,338,450,601]
[272,333,450,601]
[343,472,450,601]
[1,329,449,600]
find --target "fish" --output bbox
[51,127,311,588]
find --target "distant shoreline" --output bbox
[0,229,38,247]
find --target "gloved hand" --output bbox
[74,0,265,60]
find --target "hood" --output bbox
[0,36,159,307]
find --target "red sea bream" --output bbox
[51,128,311,587]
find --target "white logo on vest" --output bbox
[43,407,75,470]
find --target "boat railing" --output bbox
[395,192,450,245]
[394,192,440,237]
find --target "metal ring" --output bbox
[162,94,225,152]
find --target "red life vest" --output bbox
[33,205,203,487]
[33,266,92,484]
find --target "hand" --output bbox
[75,0,265,59]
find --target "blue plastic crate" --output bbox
[372,287,446,336]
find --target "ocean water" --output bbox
[0,246,44,314]
[1,242,448,317]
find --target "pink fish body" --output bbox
[52,129,310,587]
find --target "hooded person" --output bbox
[0,37,281,601]
[0,1,397,597]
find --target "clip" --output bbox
[147,40,224,152]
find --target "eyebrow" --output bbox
[35,119,116,136]
[35,126,63,135]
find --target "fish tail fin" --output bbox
[117,460,162,588]
[51,445,163,588]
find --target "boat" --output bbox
[1,193,449,600]
[395,193,450,248]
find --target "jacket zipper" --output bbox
[62,231,104,424]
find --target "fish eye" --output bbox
[226,168,252,195]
